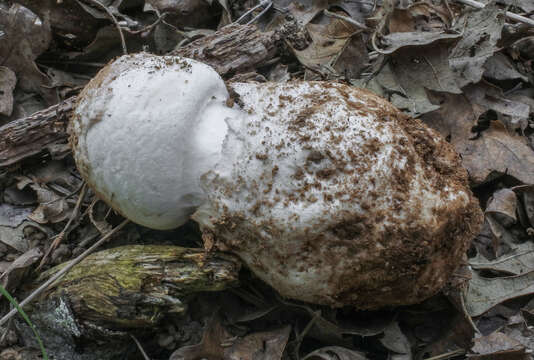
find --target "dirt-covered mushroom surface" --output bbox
[194,81,483,308]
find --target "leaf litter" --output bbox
[1,0,534,359]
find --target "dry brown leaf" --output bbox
[465,269,534,317]
[0,4,56,105]
[422,93,534,185]
[302,346,369,360]
[169,313,230,360]
[291,14,357,76]
[458,122,534,185]
[449,3,504,88]
[470,332,526,360]
[224,326,290,360]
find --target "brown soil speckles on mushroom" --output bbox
[194,81,483,309]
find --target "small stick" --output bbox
[130,334,151,360]
[0,219,129,327]
[454,0,534,27]
[323,9,369,31]
[83,0,128,54]
[38,183,88,270]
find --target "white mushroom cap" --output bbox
[71,53,236,229]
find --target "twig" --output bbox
[38,183,88,270]
[442,0,456,26]
[454,0,534,27]
[0,219,129,327]
[234,0,272,25]
[84,0,128,54]
[130,334,151,360]
[323,9,369,31]
[424,349,466,360]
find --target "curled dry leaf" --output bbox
[0,247,42,291]
[486,189,517,227]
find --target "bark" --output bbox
[0,24,278,168]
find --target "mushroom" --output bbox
[71,53,483,308]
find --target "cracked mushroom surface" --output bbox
[72,53,483,308]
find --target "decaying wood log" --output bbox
[169,23,277,76]
[0,97,75,167]
[16,245,239,359]
[29,245,240,331]
[0,24,278,168]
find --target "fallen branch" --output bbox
[454,0,534,27]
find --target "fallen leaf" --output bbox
[145,0,221,28]
[379,31,461,54]
[302,346,368,360]
[26,182,71,224]
[464,269,534,317]
[0,221,32,253]
[469,241,534,276]
[502,323,534,352]
[0,204,33,228]
[513,186,534,229]
[486,189,517,227]
[458,122,534,185]
[380,321,411,356]
[0,4,56,105]
[470,332,525,360]
[0,247,42,291]
[388,41,462,116]
[0,66,16,117]
[170,313,231,360]
[224,326,290,360]
[291,14,358,76]
[449,2,505,88]
[464,82,530,134]
[483,53,528,82]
